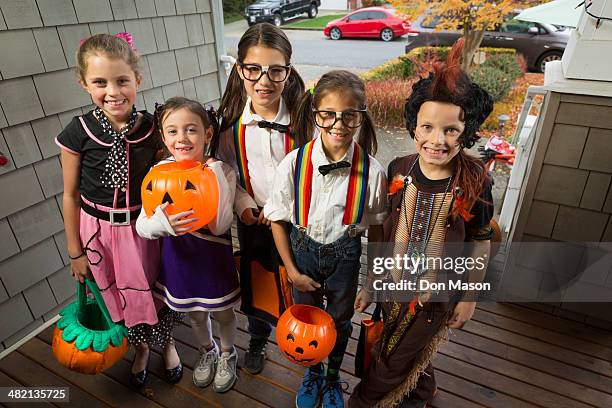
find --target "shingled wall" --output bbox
[505,92,612,328]
[0,0,225,348]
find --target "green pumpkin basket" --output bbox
[52,279,129,374]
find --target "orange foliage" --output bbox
[390,0,543,32]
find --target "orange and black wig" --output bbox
[404,38,494,216]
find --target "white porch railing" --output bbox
[498,85,548,234]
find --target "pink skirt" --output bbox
[79,206,162,328]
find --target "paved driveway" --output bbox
[223,20,406,82]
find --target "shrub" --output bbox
[366,78,416,128]
[362,46,518,82]
[470,65,513,102]
[361,56,414,81]
[482,74,531,131]
[515,53,528,73]
[481,53,523,81]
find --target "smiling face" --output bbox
[161,107,212,162]
[283,332,318,364]
[414,101,465,176]
[238,45,289,117]
[80,54,141,128]
[316,90,360,158]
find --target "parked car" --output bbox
[323,7,418,42]
[405,17,570,72]
[245,0,321,27]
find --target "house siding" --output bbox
[0,0,224,346]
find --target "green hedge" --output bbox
[363,47,516,80]
[362,47,520,102]
[470,65,513,102]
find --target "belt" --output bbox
[80,200,140,226]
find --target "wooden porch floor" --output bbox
[1,301,612,408]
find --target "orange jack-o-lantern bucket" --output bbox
[276,304,337,366]
[141,160,219,231]
[52,279,128,375]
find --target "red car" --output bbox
[324,7,417,42]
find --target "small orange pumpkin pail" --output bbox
[141,160,219,231]
[276,304,337,367]
[52,279,128,375]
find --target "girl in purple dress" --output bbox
[136,97,240,393]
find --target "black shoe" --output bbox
[128,369,148,388]
[165,362,183,384]
[129,353,150,388]
[244,339,267,375]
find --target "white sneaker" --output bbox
[193,343,219,388]
[213,347,237,393]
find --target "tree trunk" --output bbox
[461,28,485,72]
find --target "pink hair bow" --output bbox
[115,32,136,50]
[79,32,136,51]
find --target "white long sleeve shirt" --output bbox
[264,137,389,244]
[135,159,236,239]
[217,96,291,217]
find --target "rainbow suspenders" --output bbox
[294,140,369,237]
[233,117,295,197]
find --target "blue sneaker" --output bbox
[296,368,324,408]
[321,378,346,408]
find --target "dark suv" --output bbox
[245,0,321,26]
[405,17,570,73]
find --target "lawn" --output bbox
[224,12,244,24]
[284,14,346,29]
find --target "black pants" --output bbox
[237,218,276,340]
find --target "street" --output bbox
[223,19,408,83]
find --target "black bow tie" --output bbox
[258,120,289,133]
[319,161,351,176]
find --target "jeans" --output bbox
[290,226,362,366]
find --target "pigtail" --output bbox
[212,65,246,157]
[357,111,377,156]
[205,105,220,138]
[292,89,316,147]
[205,105,221,158]
[217,65,247,134]
[153,102,165,129]
[283,68,306,140]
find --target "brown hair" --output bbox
[155,96,220,158]
[293,70,378,155]
[404,39,494,217]
[76,34,140,83]
[214,23,305,154]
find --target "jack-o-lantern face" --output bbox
[141,160,219,231]
[276,304,337,367]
